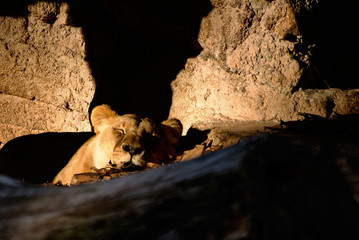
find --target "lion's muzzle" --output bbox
[122,143,143,156]
[120,142,145,171]
[110,133,146,170]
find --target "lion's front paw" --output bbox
[145,162,161,169]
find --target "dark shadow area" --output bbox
[269,113,359,136]
[242,135,359,240]
[294,1,359,90]
[176,127,210,154]
[267,113,359,176]
[0,132,93,184]
[0,0,31,16]
[67,0,212,121]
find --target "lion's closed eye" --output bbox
[113,128,125,135]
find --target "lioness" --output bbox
[53,105,182,185]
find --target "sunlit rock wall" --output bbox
[0,2,95,147]
[169,0,359,132]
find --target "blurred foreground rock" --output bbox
[1,133,359,240]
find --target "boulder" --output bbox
[169,0,359,133]
[0,2,95,148]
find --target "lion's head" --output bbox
[91,105,183,170]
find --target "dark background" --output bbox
[66,0,212,121]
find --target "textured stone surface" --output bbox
[0,2,95,147]
[169,0,359,133]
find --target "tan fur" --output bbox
[53,105,182,185]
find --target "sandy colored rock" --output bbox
[170,0,359,133]
[0,2,95,148]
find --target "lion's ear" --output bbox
[161,118,183,147]
[90,105,117,133]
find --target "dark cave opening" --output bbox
[67,0,213,121]
[294,0,359,90]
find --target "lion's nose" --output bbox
[122,144,143,155]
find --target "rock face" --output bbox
[0,2,95,147]
[169,0,359,132]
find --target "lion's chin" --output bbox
[109,157,146,171]
[121,162,145,172]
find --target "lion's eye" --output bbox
[114,128,124,135]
